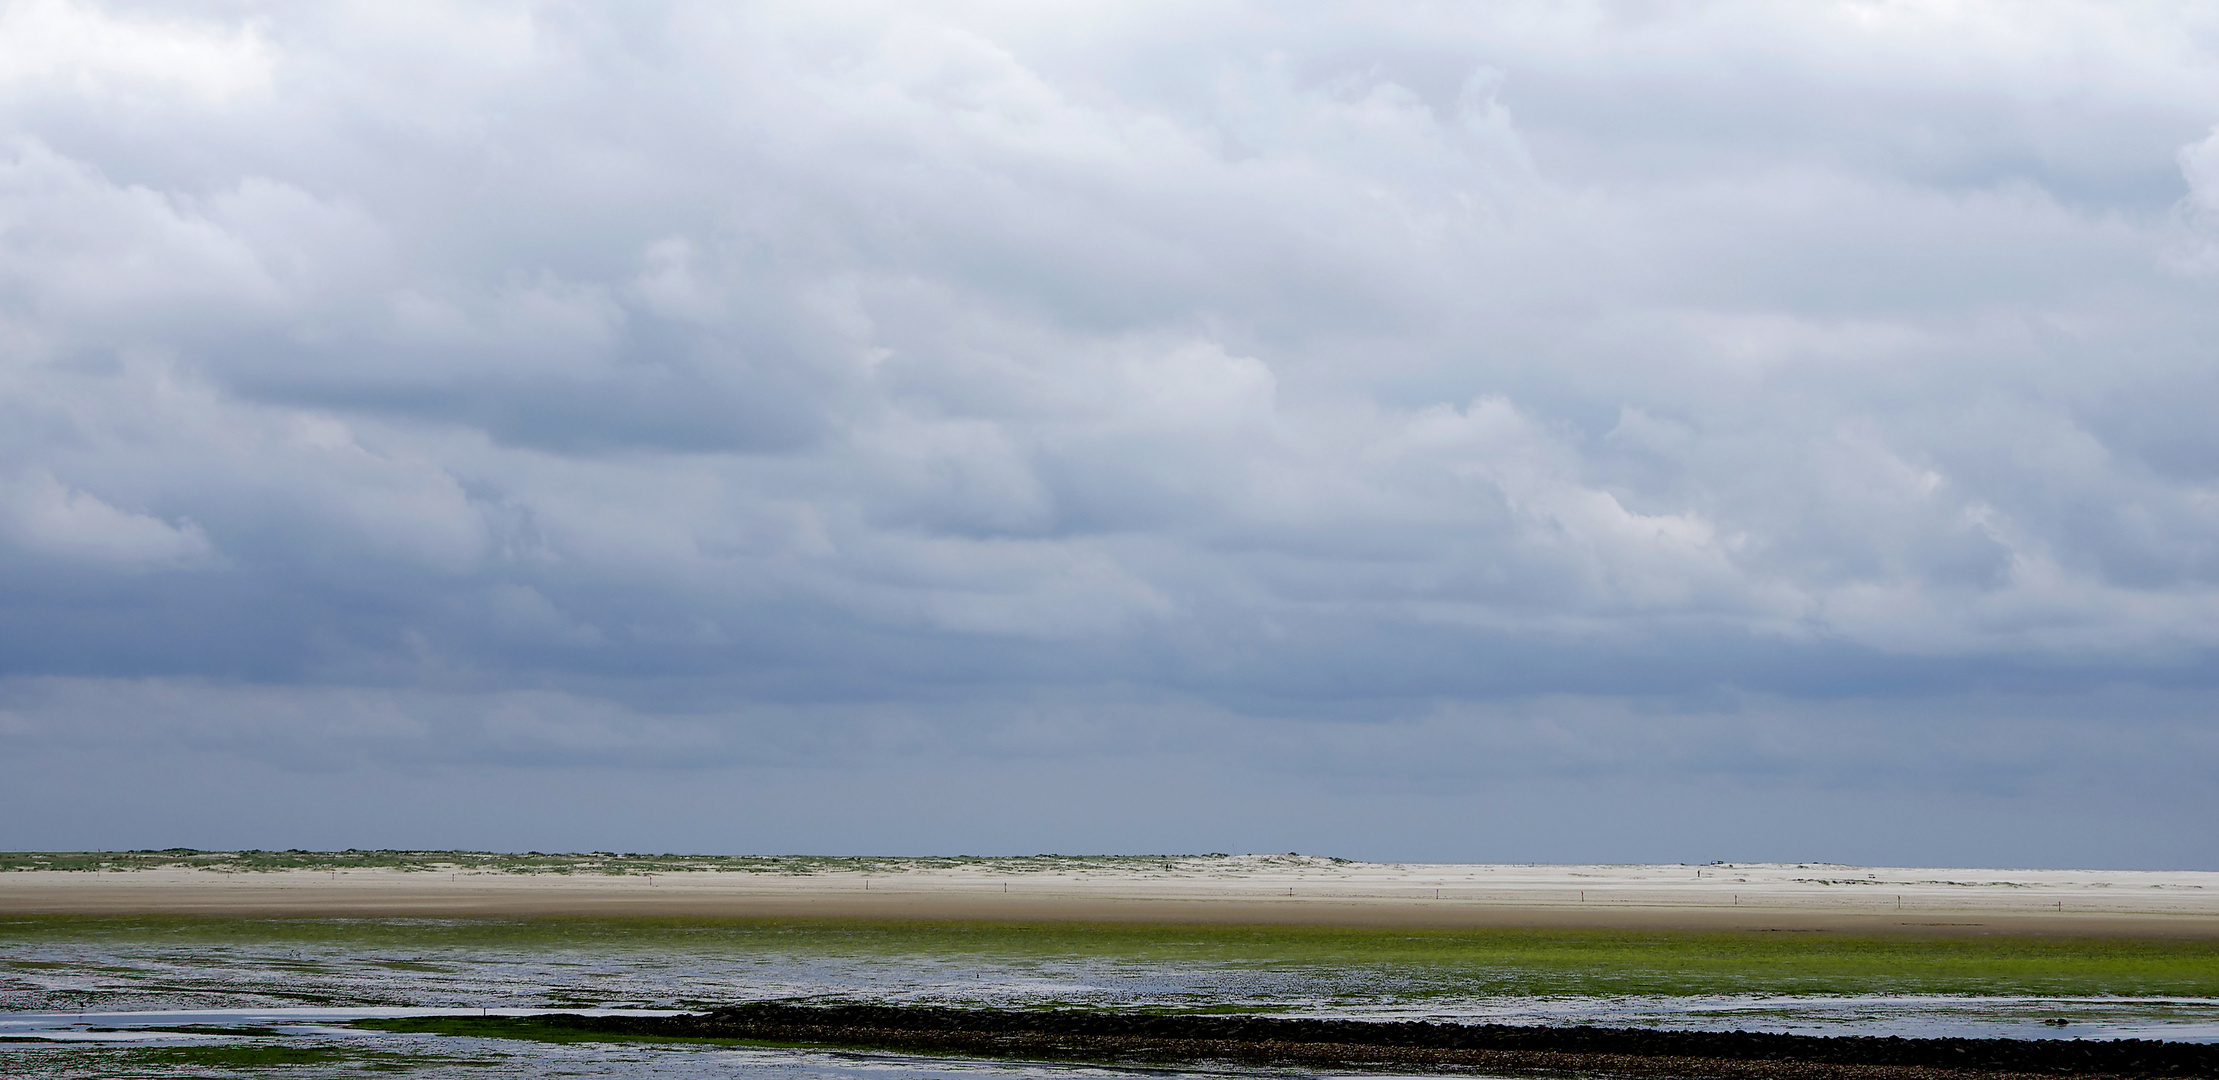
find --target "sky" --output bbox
[3,0,2218,867]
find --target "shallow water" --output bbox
[3,927,2215,1076]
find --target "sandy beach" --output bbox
[4,858,2215,937]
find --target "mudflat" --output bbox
[4,859,2216,937]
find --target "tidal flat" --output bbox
[4,914,2218,1078]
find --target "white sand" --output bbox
[4,857,2214,934]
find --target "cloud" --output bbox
[1,0,2217,863]
[0,468,212,566]
[2171,124,2219,271]
[0,0,271,104]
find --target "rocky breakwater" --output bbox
[534,1003,2219,1080]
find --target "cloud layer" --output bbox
[4,0,2218,864]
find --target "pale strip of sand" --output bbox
[4,859,2215,936]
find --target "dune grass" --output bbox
[0,849,1255,875]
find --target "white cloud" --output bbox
[2171,124,2219,271]
[0,0,271,104]
[0,140,283,329]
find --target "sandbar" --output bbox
[4,858,2215,937]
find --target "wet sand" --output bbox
[4,861,2216,937]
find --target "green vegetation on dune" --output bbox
[0,849,1276,875]
[5,915,2215,999]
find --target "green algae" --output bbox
[5,913,2215,999]
[0,1041,499,1078]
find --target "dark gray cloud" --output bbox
[2,0,2217,865]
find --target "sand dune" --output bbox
[4,857,2214,937]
